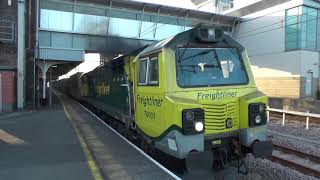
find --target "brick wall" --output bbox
[1,71,16,112]
[0,44,17,67]
[256,77,319,99]
[0,0,17,21]
[255,77,301,98]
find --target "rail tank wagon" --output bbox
[66,25,272,171]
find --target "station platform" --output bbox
[0,92,178,180]
[0,106,94,180]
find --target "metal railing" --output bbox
[267,107,320,129]
[0,18,15,43]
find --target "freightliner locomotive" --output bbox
[60,25,272,171]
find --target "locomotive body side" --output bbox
[80,56,135,122]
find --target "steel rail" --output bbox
[269,144,320,178]
[273,144,320,164]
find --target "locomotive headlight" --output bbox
[185,111,195,121]
[194,24,224,42]
[208,28,215,36]
[259,104,265,113]
[249,103,267,127]
[182,108,205,135]
[194,121,204,132]
[255,115,262,124]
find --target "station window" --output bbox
[138,56,159,86]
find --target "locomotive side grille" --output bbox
[202,102,239,133]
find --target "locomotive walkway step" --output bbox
[55,90,178,180]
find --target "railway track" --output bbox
[269,144,320,178]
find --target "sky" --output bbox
[59,53,101,80]
[131,0,263,12]
[131,0,198,10]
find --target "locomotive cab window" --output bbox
[148,57,159,85]
[138,58,148,85]
[138,56,159,86]
[176,47,248,87]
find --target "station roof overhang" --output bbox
[36,47,84,79]
[37,47,85,62]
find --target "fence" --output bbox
[267,107,320,129]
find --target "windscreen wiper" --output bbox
[181,49,214,61]
[212,49,222,70]
[181,49,222,70]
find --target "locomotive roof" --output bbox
[138,26,244,57]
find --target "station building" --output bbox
[0,0,18,112]
[225,0,320,99]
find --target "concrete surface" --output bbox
[0,106,94,180]
[56,91,177,180]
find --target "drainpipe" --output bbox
[17,0,26,109]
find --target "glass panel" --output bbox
[299,21,307,48]
[155,23,183,40]
[111,9,141,21]
[140,13,157,40]
[148,58,158,84]
[152,15,187,40]
[139,59,148,84]
[83,14,97,34]
[286,41,297,50]
[108,17,140,38]
[40,9,73,31]
[297,6,317,50]
[176,48,248,87]
[74,4,107,16]
[51,10,72,31]
[286,7,298,25]
[96,16,108,35]
[74,13,85,33]
[140,21,155,40]
[74,13,108,35]
[40,9,49,29]
[285,7,299,50]
[316,9,320,51]
[40,0,73,12]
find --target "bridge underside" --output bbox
[38,0,237,68]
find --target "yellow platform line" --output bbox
[0,129,26,145]
[56,91,103,180]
